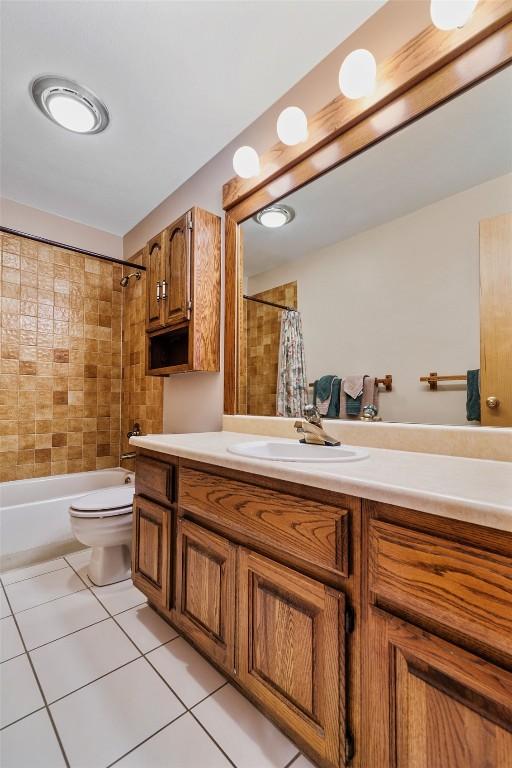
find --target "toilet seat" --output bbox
[70,485,135,519]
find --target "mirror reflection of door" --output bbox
[239,66,512,427]
[480,212,512,427]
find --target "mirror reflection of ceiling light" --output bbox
[31,76,109,134]
[232,146,260,178]
[338,49,377,99]
[277,106,308,146]
[254,205,295,228]
[430,0,478,30]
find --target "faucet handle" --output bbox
[303,404,322,426]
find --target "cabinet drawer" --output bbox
[369,520,512,657]
[135,455,174,505]
[179,467,349,577]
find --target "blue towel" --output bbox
[466,369,480,421]
[313,375,341,419]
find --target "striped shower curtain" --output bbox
[276,310,308,418]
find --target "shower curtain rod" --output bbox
[243,294,297,313]
[0,226,146,271]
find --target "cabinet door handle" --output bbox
[161,280,168,300]
[486,396,500,409]
[156,282,161,302]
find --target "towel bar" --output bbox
[308,375,393,392]
[420,371,467,390]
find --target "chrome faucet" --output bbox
[127,422,142,439]
[294,405,341,446]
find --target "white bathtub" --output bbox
[0,468,134,572]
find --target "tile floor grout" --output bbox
[0,580,72,767]
[0,561,70,587]
[63,554,241,768]
[2,552,308,768]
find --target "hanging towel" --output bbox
[343,375,365,417]
[466,369,481,422]
[361,376,380,413]
[276,310,308,418]
[313,375,341,419]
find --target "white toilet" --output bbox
[69,484,135,587]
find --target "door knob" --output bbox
[486,396,500,409]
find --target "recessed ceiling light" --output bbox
[254,205,295,229]
[31,76,109,134]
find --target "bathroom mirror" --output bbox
[236,66,512,427]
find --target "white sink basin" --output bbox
[227,440,368,463]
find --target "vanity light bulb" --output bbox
[232,146,260,179]
[430,0,478,30]
[338,49,377,100]
[276,106,308,146]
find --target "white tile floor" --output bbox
[0,551,317,768]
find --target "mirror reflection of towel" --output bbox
[343,376,365,416]
[313,375,341,418]
[361,376,379,412]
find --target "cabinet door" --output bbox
[175,519,236,672]
[163,212,191,327]
[146,233,164,331]
[364,611,512,768]
[238,549,346,768]
[132,495,170,608]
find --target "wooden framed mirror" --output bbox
[223,1,512,427]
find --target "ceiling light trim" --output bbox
[254,204,295,229]
[31,75,110,134]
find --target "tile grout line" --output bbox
[5,585,88,617]
[0,580,71,768]
[66,554,303,768]
[0,561,69,587]
[64,557,239,768]
[17,554,291,768]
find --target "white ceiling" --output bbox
[0,0,385,236]
[243,66,512,276]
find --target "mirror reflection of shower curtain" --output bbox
[276,309,308,417]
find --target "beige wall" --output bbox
[1,198,123,260]
[123,0,431,433]
[247,174,512,426]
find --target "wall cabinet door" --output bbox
[132,495,170,608]
[238,549,346,768]
[364,611,512,768]
[163,212,191,327]
[146,233,164,331]
[175,519,236,672]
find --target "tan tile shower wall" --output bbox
[120,251,163,471]
[0,233,122,481]
[244,282,297,416]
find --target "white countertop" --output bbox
[130,431,512,532]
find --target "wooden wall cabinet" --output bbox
[145,207,221,375]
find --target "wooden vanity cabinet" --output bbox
[238,549,347,768]
[175,518,236,672]
[132,494,171,609]
[144,207,221,375]
[133,451,512,768]
[363,500,512,768]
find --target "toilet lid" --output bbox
[70,485,135,517]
